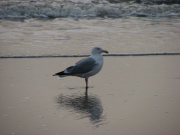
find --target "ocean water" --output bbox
[0,16,179,56]
[0,0,180,57]
[0,0,180,19]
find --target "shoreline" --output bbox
[1,52,180,58]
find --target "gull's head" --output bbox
[91,47,108,55]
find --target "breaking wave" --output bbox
[0,0,180,19]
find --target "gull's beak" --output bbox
[102,50,108,53]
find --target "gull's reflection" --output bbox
[56,89,105,126]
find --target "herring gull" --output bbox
[53,47,108,88]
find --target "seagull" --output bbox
[53,47,108,88]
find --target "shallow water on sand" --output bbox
[0,17,180,56]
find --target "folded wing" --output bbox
[53,57,97,77]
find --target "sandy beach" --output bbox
[0,55,180,135]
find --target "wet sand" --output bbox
[0,55,180,135]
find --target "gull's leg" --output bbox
[85,78,88,96]
[85,86,88,96]
[85,78,88,88]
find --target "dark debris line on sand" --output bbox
[0,52,180,58]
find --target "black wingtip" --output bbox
[53,71,66,76]
[53,72,59,76]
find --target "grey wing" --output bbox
[66,57,96,75]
